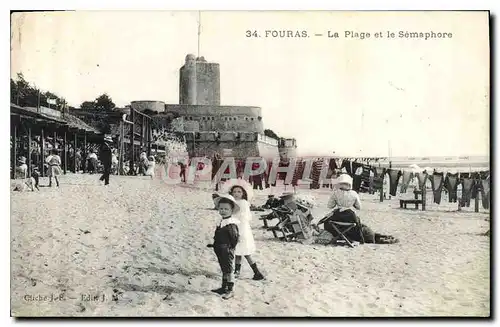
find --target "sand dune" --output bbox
[10,172,490,317]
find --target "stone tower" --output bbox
[179,54,221,105]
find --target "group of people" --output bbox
[208,173,400,299]
[13,135,115,190]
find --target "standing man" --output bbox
[99,135,113,185]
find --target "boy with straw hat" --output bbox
[207,194,241,299]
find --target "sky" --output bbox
[10,11,490,157]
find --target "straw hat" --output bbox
[221,178,254,202]
[18,156,26,164]
[334,174,353,190]
[213,194,240,215]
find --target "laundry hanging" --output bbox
[352,162,363,193]
[400,170,413,194]
[333,158,343,171]
[430,172,444,204]
[481,178,490,209]
[359,164,372,193]
[310,160,323,189]
[460,175,474,207]
[387,169,402,196]
[444,173,459,203]
[341,159,353,176]
[416,172,428,191]
[372,167,385,191]
[328,158,338,171]
[292,160,306,187]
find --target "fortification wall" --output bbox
[183,131,278,159]
[163,104,263,133]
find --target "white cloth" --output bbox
[145,160,156,177]
[46,155,62,177]
[16,164,28,179]
[327,188,361,212]
[234,199,256,256]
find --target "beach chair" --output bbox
[319,210,364,248]
[266,207,310,241]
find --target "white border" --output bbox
[3,0,497,326]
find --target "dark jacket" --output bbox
[213,220,239,248]
[99,143,112,168]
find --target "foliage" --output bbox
[80,101,96,110]
[264,129,279,140]
[11,73,67,110]
[95,93,115,111]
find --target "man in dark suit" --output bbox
[99,135,113,185]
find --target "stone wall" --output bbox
[163,104,263,133]
[183,132,279,159]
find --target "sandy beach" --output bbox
[10,171,490,317]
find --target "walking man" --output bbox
[99,135,113,185]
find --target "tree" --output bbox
[95,93,115,111]
[80,101,96,110]
[264,129,279,140]
[10,78,18,104]
[11,73,65,110]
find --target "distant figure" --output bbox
[46,149,62,187]
[139,151,148,175]
[212,153,223,191]
[178,160,187,183]
[99,136,113,185]
[111,150,119,175]
[75,149,82,173]
[15,156,28,179]
[87,150,98,174]
[145,156,156,179]
[31,166,40,190]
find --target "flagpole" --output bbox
[197,11,201,57]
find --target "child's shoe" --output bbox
[234,264,241,279]
[250,263,265,280]
[222,282,234,299]
[252,272,265,281]
[211,281,227,295]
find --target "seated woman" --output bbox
[324,174,364,242]
[322,174,398,244]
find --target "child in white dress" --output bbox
[224,179,265,281]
